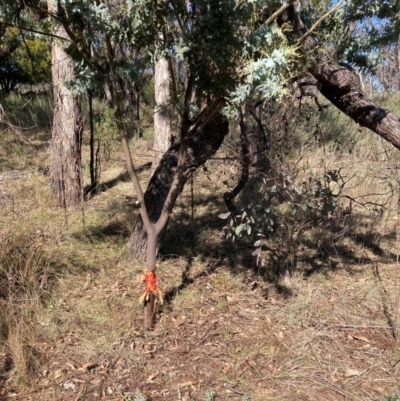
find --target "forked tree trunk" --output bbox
[152,56,171,172]
[129,114,229,261]
[49,0,83,207]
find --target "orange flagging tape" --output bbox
[145,272,159,293]
[139,271,163,305]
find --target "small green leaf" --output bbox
[235,224,243,235]
[218,212,231,219]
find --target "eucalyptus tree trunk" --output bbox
[129,114,229,261]
[152,56,171,172]
[49,0,83,207]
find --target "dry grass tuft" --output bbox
[6,323,38,387]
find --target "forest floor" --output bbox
[1,124,400,401]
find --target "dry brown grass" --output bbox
[1,117,400,401]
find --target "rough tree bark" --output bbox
[281,5,400,151]
[129,113,229,261]
[152,56,171,172]
[49,0,83,207]
[312,64,400,150]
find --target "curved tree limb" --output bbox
[281,4,400,151]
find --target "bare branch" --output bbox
[297,0,344,44]
[168,57,179,105]
[265,0,297,26]
[188,97,226,137]
[105,35,153,235]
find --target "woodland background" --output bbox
[1,0,400,400]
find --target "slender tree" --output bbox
[152,41,172,172]
[48,0,83,207]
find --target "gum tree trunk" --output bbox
[152,56,171,172]
[49,0,83,207]
[129,114,229,261]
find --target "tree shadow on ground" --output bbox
[74,221,132,243]
[84,162,151,198]
[74,176,397,306]
[154,257,221,321]
[159,205,397,301]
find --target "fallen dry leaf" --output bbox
[66,362,76,371]
[181,391,190,401]
[344,368,362,377]
[222,363,230,373]
[350,335,370,343]
[179,381,196,388]
[226,296,234,304]
[73,378,86,383]
[54,369,63,380]
[146,371,159,383]
[79,361,97,371]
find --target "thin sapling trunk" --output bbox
[106,35,189,328]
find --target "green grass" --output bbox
[1,92,53,133]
